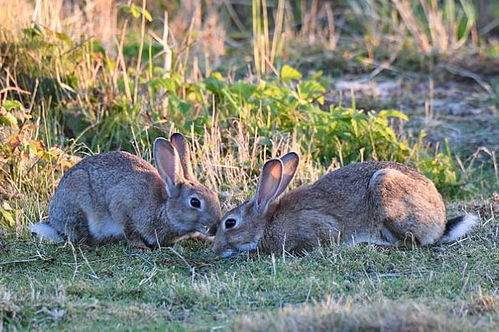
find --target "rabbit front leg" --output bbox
[173,231,215,244]
[123,223,150,249]
[108,208,149,249]
[107,197,150,249]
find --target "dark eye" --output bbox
[190,197,201,208]
[225,218,237,229]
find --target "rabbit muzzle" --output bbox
[213,241,259,258]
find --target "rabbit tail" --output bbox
[438,214,478,244]
[30,222,64,242]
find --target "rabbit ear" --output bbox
[254,159,283,214]
[170,133,195,181]
[274,152,299,198]
[154,137,184,197]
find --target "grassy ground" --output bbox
[1,198,498,331]
[1,0,499,331]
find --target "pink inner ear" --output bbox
[155,139,180,185]
[257,160,282,206]
[275,152,299,197]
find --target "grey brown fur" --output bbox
[213,155,477,258]
[30,134,221,248]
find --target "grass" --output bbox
[1,0,498,330]
[233,298,498,331]
[1,198,498,330]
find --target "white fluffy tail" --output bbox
[438,214,478,244]
[29,222,64,242]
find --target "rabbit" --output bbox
[212,152,478,258]
[30,133,222,248]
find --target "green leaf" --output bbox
[230,82,257,100]
[281,65,302,84]
[0,112,18,128]
[211,72,225,81]
[43,27,73,43]
[22,24,44,38]
[298,80,326,102]
[2,100,24,111]
[378,110,409,121]
[179,102,192,115]
[55,31,72,43]
[205,76,226,94]
[0,202,16,227]
[121,4,152,22]
[149,78,176,92]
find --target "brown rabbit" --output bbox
[30,133,222,248]
[212,153,477,258]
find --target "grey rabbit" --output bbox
[213,153,477,258]
[30,133,221,248]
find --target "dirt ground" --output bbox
[329,72,498,159]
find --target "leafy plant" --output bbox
[0,100,78,229]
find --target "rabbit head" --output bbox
[154,133,221,235]
[212,152,299,258]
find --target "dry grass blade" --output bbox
[231,298,479,332]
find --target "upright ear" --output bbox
[154,137,184,197]
[170,133,195,181]
[274,152,299,198]
[254,159,283,214]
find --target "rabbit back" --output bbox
[282,161,445,246]
[46,151,165,244]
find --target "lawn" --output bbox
[1,0,498,331]
[1,197,497,330]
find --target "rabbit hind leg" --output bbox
[49,204,93,245]
[368,168,446,246]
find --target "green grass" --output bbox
[1,200,498,331]
[1,1,498,330]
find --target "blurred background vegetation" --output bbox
[0,0,498,231]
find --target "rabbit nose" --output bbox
[211,239,224,254]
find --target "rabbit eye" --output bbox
[190,197,201,208]
[225,218,237,229]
